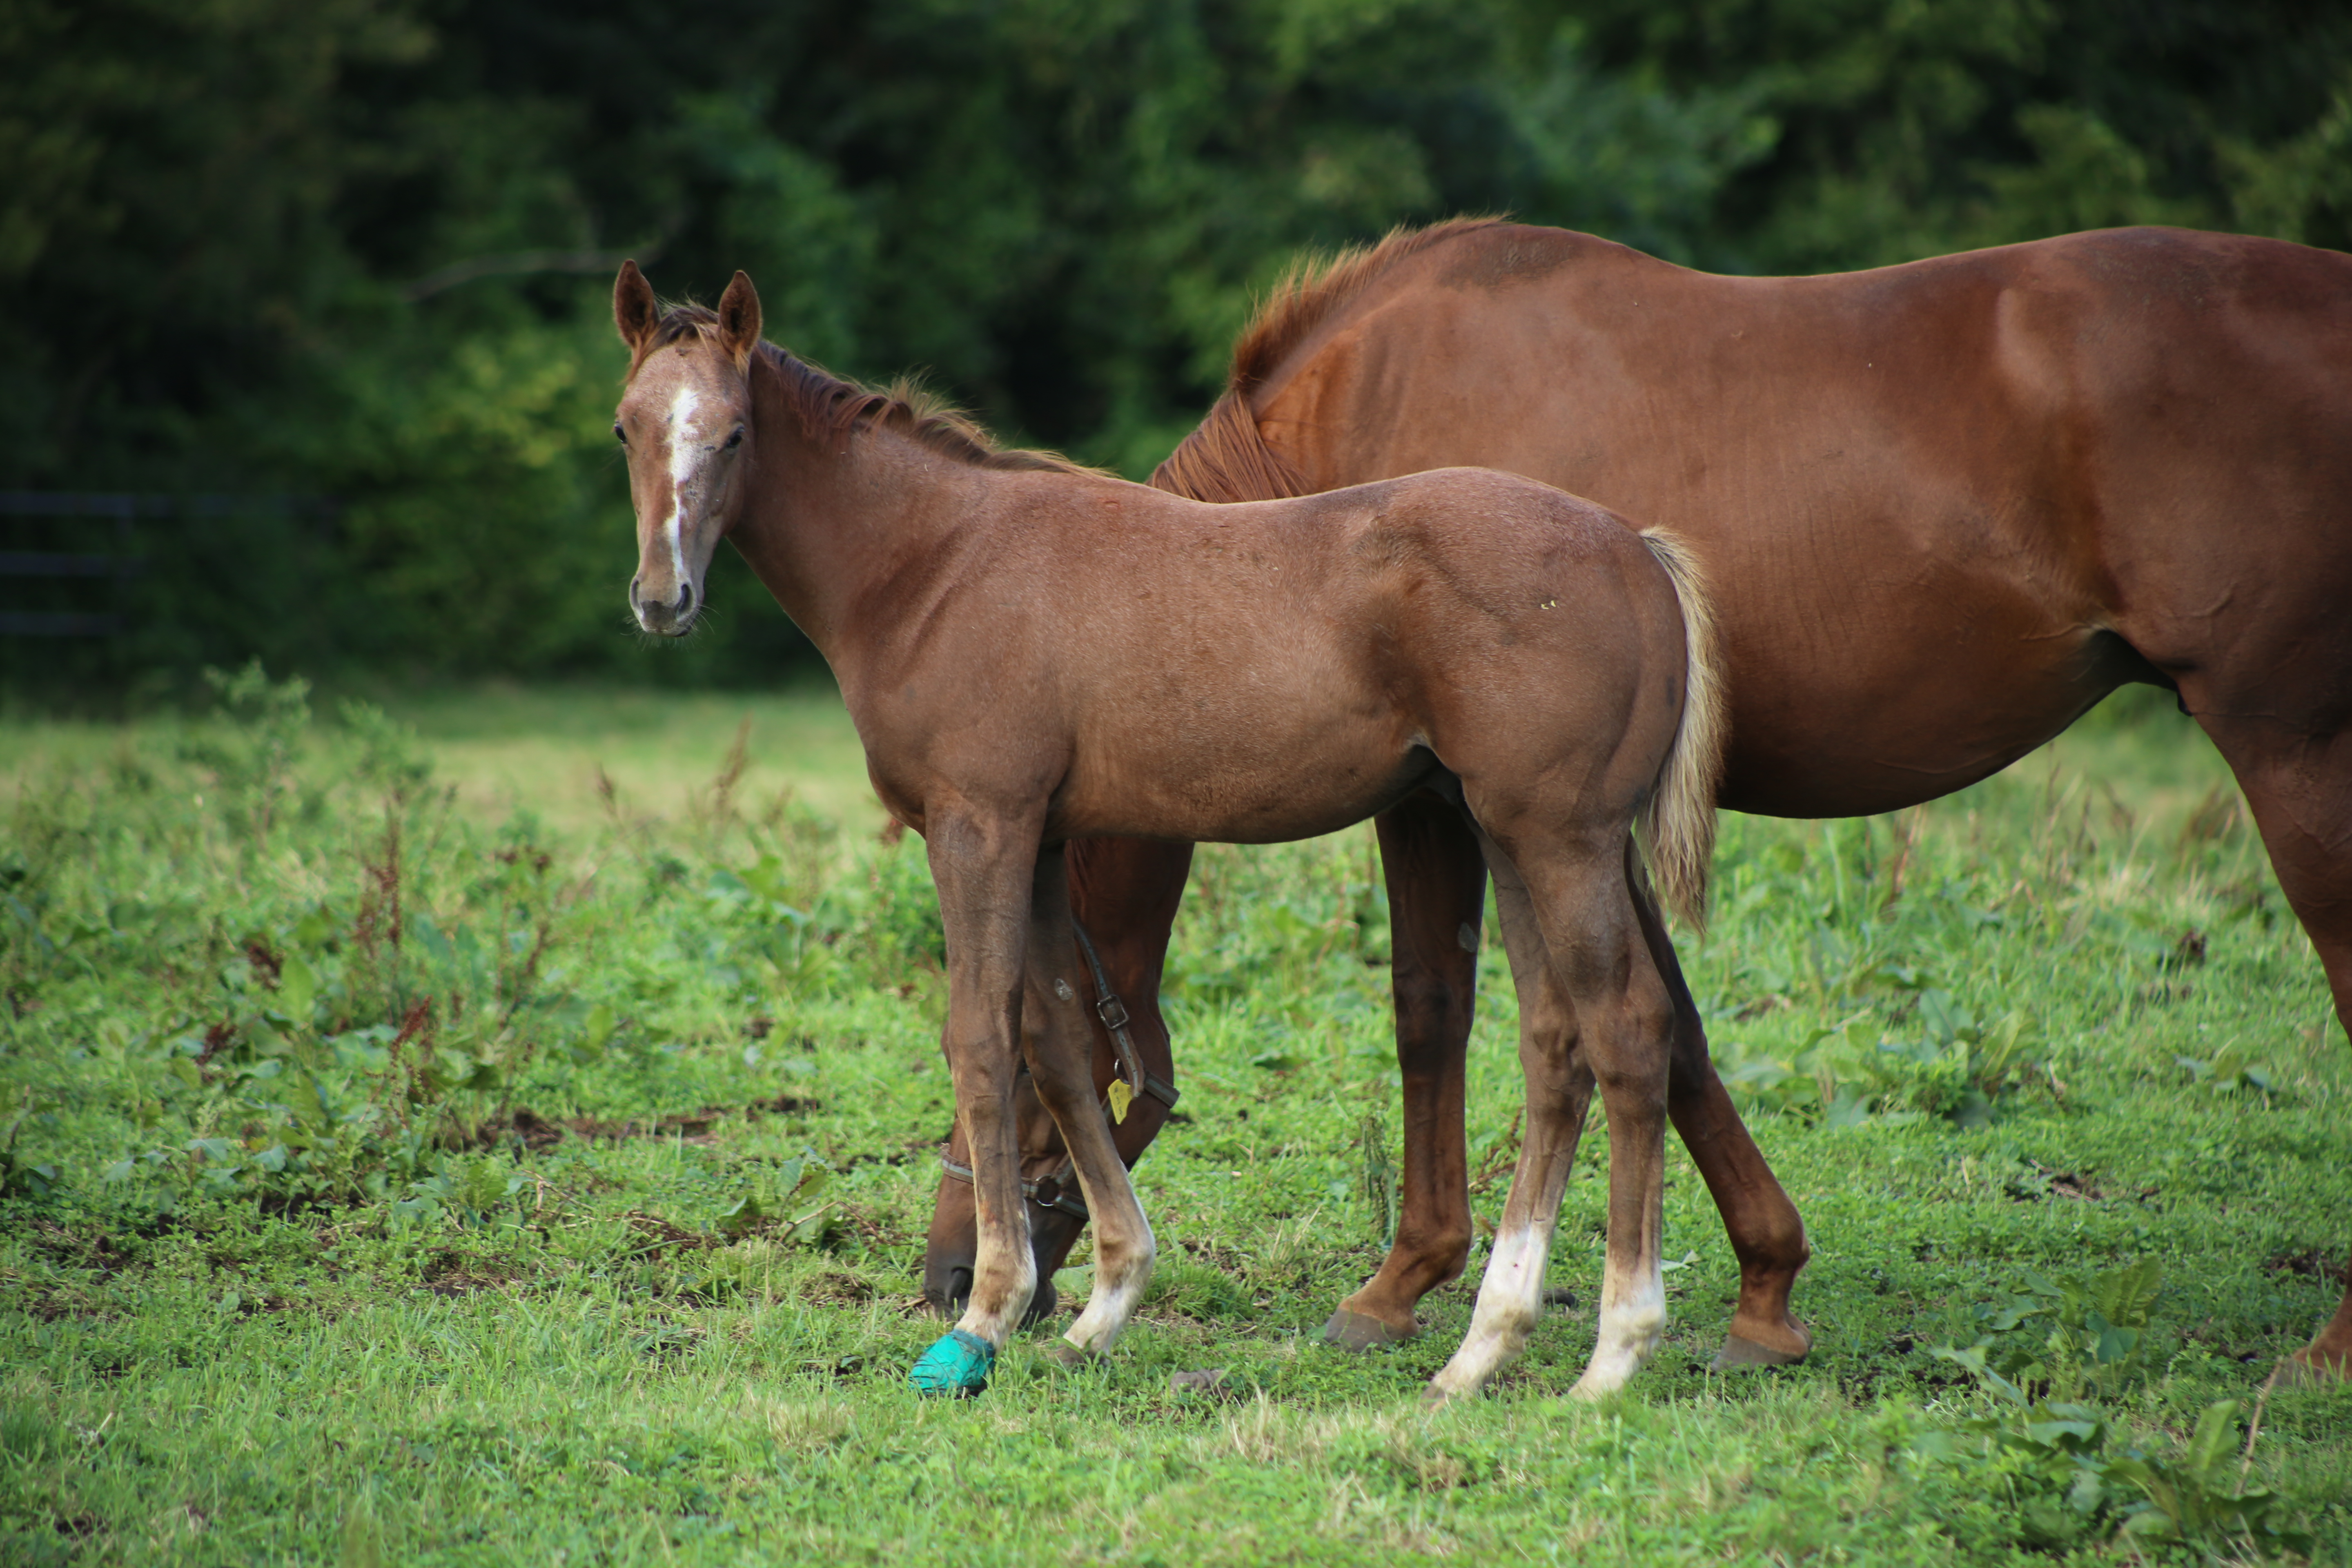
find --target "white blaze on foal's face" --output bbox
[610,264,765,637]
[660,383,702,589]
[615,349,748,635]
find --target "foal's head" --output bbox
[612,261,763,636]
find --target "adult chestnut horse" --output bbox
[925,218,2352,1385]
[610,262,1730,1400]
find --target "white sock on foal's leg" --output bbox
[1063,1198,1156,1355]
[1570,1250,1664,1398]
[1426,1219,1553,1399]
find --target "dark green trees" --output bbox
[4,0,2345,685]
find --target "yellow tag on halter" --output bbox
[1107,1079,1134,1124]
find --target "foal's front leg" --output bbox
[908,809,1045,1396]
[1020,844,1158,1359]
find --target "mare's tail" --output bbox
[1635,528,1726,934]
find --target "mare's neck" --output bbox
[727,350,992,683]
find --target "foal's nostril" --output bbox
[675,582,695,616]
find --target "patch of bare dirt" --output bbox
[803,1271,877,1306]
[419,1250,529,1297]
[466,1095,826,1150]
[2265,1248,2349,1285]
[623,1211,717,1254]
[21,1217,137,1276]
[2011,1159,2157,1203]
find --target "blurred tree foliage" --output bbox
[3,0,2347,689]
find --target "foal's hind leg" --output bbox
[1425,844,1594,1400]
[1432,824,1677,1400]
[1325,792,1485,1351]
[1624,844,1811,1368]
[1543,853,1676,1398]
[1017,844,1159,1361]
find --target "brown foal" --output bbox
[610,262,1725,1398]
[932,216,2352,1384]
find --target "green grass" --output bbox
[2,676,2348,1564]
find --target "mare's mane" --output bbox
[639,303,1102,477]
[1153,216,1508,503]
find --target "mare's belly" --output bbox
[1715,615,2144,818]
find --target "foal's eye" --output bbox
[612,422,627,443]
[723,428,744,451]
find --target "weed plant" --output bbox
[1,674,2348,1564]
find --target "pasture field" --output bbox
[2,673,2349,1565]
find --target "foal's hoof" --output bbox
[1043,1338,1100,1371]
[909,1329,996,1396]
[1322,1308,1418,1352]
[1710,1328,1810,1372]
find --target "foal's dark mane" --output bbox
[1153,216,1507,504]
[637,303,1101,477]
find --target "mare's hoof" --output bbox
[1322,1308,1418,1353]
[1710,1328,1809,1372]
[2269,1348,2351,1389]
[909,1328,996,1396]
[1043,1339,1099,1371]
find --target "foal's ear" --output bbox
[717,271,763,370]
[613,261,659,356]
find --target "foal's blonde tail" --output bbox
[1636,528,1726,935]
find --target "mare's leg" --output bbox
[907,809,1043,1394]
[921,835,1193,1317]
[1325,792,1485,1350]
[1426,844,1596,1399]
[2194,711,2352,1384]
[1017,843,1160,1359]
[1624,842,1812,1368]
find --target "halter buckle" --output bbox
[1026,1170,1089,1221]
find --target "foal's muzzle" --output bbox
[632,578,696,636]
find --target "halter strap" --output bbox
[936,1152,1092,1220]
[935,916,1178,1223]
[1071,918,1180,1112]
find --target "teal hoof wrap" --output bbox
[910,1329,996,1396]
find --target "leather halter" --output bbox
[936,918,1179,1222]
